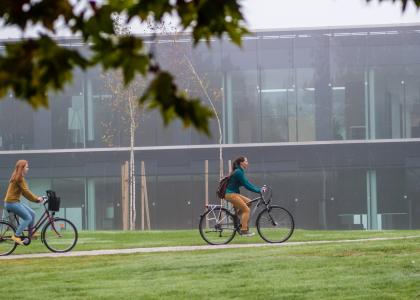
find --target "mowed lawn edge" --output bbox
[3,229,420,255]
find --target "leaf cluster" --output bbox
[367,0,420,11]
[0,0,248,135]
[141,71,213,131]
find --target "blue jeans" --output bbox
[4,202,35,236]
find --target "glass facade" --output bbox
[1,25,420,230]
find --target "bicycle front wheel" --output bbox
[199,207,237,245]
[256,205,294,243]
[0,221,17,256]
[42,218,78,253]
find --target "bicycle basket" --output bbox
[46,190,60,212]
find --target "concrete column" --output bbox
[365,69,376,139]
[86,77,95,144]
[366,170,378,230]
[87,178,96,230]
[226,73,234,144]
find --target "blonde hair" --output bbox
[9,160,28,183]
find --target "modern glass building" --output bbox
[1,23,420,230]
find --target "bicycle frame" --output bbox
[1,193,78,255]
[10,202,59,239]
[249,193,271,213]
[204,188,273,229]
[200,186,294,245]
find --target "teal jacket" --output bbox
[225,167,261,194]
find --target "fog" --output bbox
[0,0,419,39]
[242,0,420,30]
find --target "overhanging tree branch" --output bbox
[367,0,420,11]
[0,0,248,134]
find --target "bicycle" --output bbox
[0,190,78,256]
[199,185,294,245]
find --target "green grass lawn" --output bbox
[5,228,420,254]
[0,230,419,299]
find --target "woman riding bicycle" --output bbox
[3,160,43,245]
[225,156,264,237]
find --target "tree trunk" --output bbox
[129,123,136,230]
[129,96,137,231]
[184,55,224,178]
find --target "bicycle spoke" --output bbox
[0,221,17,256]
[257,206,294,243]
[42,218,78,253]
[199,208,237,245]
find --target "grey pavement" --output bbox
[1,235,419,260]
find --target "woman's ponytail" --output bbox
[232,156,246,171]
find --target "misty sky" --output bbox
[242,0,420,30]
[0,0,419,39]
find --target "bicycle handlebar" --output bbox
[260,185,272,203]
[41,196,49,205]
[260,184,271,193]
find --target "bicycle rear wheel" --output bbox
[199,207,237,245]
[42,218,78,253]
[256,205,294,243]
[0,221,17,256]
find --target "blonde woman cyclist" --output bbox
[4,160,43,245]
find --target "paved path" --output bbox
[1,235,419,260]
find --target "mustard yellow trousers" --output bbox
[224,193,251,231]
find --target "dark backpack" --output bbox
[216,175,231,199]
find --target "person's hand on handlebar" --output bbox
[38,196,48,204]
[261,185,268,194]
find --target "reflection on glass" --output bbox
[53,178,85,230]
[260,69,294,142]
[226,70,259,143]
[296,68,315,141]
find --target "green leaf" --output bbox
[367,0,420,11]
[127,0,173,21]
[0,0,74,32]
[140,71,214,135]
[0,36,89,108]
[91,35,149,85]
[0,0,248,135]
[178,0,248,46]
